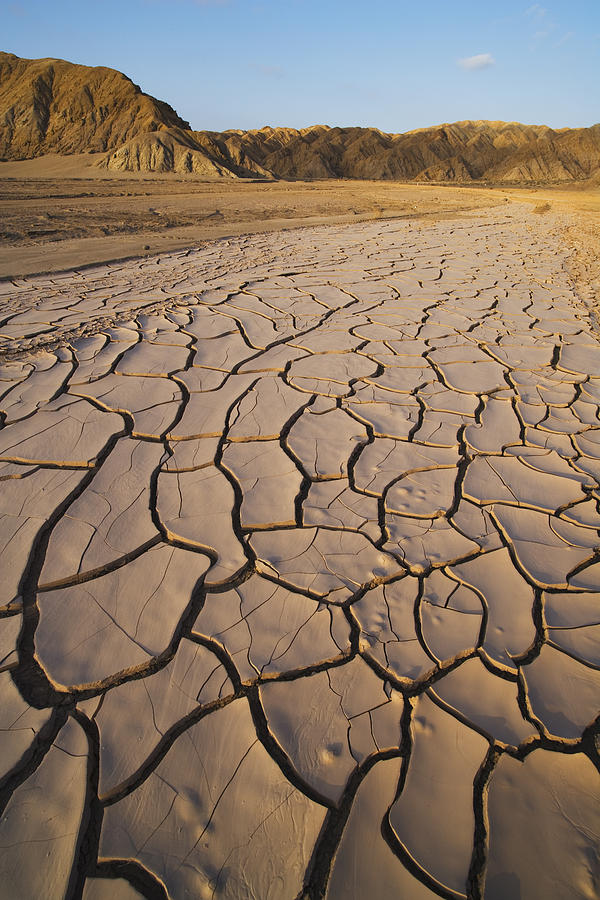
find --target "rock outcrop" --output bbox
[98,127,274,178]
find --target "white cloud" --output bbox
[458,53,496,71]
[526,4,547,18]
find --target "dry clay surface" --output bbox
[0,210,599,900]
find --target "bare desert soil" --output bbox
[0,156,506,278]
[0,158,599,900]
[0,155,597,320]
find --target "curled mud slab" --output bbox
[0,210,599,900]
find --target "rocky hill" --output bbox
[1,52,599,184]
[202,120,600,183]
[0,51,189,159]
[102,120,600,183]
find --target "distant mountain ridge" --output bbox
[1,52,599,184]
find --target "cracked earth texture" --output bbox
[0,210,599,900]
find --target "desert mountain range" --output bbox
[1,51,599,184]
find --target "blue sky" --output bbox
[3,0,599,132]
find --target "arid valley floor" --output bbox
[0,171,599,900]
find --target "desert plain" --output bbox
[0,152,599,900]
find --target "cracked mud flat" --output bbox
[0,208,599,900]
